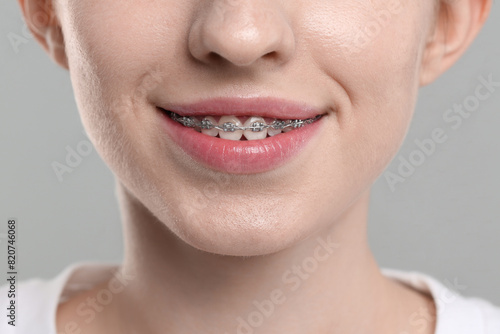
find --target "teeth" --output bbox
[218,116,243,141]
[267,127,283,137]
[201,116,219,137]
[243,117,267,140]
[167,110,322,140]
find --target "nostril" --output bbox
[263,51,277,58]
[207,52,223,63]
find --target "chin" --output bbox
[165,206,307,257]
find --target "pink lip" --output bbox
[157,98,328,174]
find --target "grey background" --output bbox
[1,2,499,304]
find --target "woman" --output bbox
[2,0,499,333]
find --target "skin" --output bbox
[18,0,491,333]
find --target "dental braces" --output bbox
[168,111,323,132]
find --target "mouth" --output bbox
[159,108,325,141]
[157,97,329,174]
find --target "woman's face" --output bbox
[55,0,436,256]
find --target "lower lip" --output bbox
[159,109,326,174]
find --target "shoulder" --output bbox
[0,262,120,334]
[381,268,500,334]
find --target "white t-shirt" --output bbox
[1,262,499,333]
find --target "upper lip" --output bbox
[158,97,326,120]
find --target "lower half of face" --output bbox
[60,0,434,256]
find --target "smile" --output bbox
[157,97,329,174]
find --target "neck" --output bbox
[112,182,406,334]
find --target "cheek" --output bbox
[302,0,427,183]
[60,2,185,179]
[61,1,184,118]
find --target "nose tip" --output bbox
[188,2,295,67]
